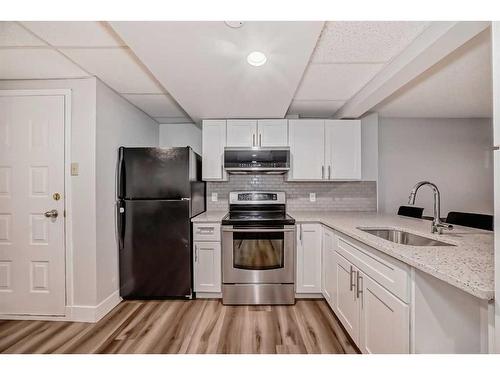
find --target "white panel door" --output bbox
[332,251,360,344]
[193,241,221,293]
[226,120,257,147]
[202,120,227,181]
[359,272,410,353]
[257,119,288,147]
[322,226,335,305]
[296,223,322,293]
[288,119,325,180]
[325,120,361,180]
[0,94,66,315]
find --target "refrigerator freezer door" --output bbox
[118,147,191,199]
[119,200,192,298]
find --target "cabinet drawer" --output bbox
[193,223,221,241]
[334,234,410,303]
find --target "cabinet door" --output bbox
[288,119,325,180]
[322,227,335,305]
[296,224,322,293]
[332,251,360,343]
[226,119,257,147]
[202,120,227,181]
[325,120,361,180]
[359,272,410,353]
[257,119,288,147]
[193,241,221,293]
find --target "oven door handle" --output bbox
[222,228,295,233]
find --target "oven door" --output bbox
[222,226,295,284]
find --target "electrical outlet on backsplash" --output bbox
[206,175,377,212]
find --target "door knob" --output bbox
[44,209,58,218]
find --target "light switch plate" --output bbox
[71,163,79,176]
[211,192,218,202]
[309,193,316,202]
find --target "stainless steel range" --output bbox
[221,191,296,305]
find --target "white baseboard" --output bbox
[70,290,122,322]
[0,291,121,322]
[195,292,222,299]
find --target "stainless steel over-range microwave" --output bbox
[223,147,290,174]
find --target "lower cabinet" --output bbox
[321,227,335,304]
[296,223,322,293]
[358,271,409,354]
[193,241,221,293]
[323,227,410,353]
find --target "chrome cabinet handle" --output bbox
[328,165,331,179]
[349,265,356,291]
[259,134,262,147]
[356,270,363,299]
[252,134,256,147]
[322,165,325,179]
[194,244,198,262]
[299,224,303,242]
[44,209,58,218]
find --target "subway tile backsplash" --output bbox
[206,175,377,212]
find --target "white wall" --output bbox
[0,78,98,306]
[378,117,494,217]
[95,80,159,304]
[159,123,201,155]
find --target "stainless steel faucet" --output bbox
[408,181,453,234]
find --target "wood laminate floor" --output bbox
[0,299,358,354]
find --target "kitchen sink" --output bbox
[357,228,455,247]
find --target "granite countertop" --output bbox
[191,211,227,222]
[290,211,494,300]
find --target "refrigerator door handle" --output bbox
[117,201,125,250]
[117,147,125,198]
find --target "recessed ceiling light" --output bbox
[247,51,267,67]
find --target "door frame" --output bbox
[0,89,73,319]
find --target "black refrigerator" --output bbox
[117,147,205,299]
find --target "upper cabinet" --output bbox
[226,119,288,148]
[226,120,257,147]
[288,119,325,180]
[202,120,228,181]
[257,119,288,147]
[325,120,361,180]
[288,119,361,181]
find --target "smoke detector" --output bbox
[224,21,244,29]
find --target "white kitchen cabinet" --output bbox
[226,119,258,147]
[296,223,322,293]
[359,271,410,354]
[288,119,361,181]
[202,120,227,181]
[193,241,221,293]
[332,251,360,343]
[322,226,335,304]
[288,119,325,180]
[325,120,361,180]
[257,119,288,147]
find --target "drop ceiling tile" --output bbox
[287,100,346,118]
[60,47,164,94]
[0,22,47,47]
[294,63,384,101]
[311,21,430,63]
[123,94,187,117]
[21,21,125,47]
[0,48,89,79]
[110,21,324,122]
[155,117,192,124]
[375,28,492,118]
